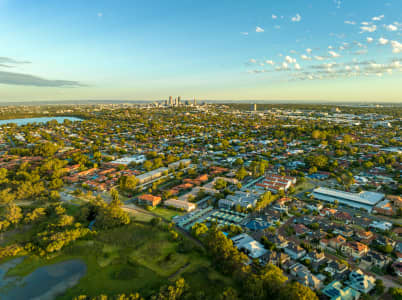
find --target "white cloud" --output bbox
[256,26,264,33]
[360,25,377,33]
[265,60,275,65]
[385,24,398,31]
[294,63,301,70]
[329,51,341,58]
[301,54,312,60]
[282,62,289,69]
[249,58,257,64]
[291,14,301,22]
[366,37,374,43]
[315,56,325,61]
[306,48,312,54]
[361,22,370,26]
[274,25,281,29]
[344,21,356,25]
[355,49,368,55]
[241,32,249,36]
[272,14,277,19]
[379,37,389,45]
[391,40,402,53]
[97,12,103,17]
[285,56,296,64]
[372,15,384,21]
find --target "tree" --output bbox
[152,278,188,300]
[236,167,248,180]
[119,175,139,193]
[214,178,227,190]
[50,190,61,201]
[234,158,244,166]
[143,160,153,171]
[219,288,239,300]
[375,279,385,295]
[0,188,15,205]
[0,168,8,185]
[5,204,23,225]
[283,282,318,300]
[150,217,162,226]
[110,188,122,206]
[312,130,321,139]
[191,223,208,238]
[390,287,402,300]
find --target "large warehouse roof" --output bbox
[312,187,384,206]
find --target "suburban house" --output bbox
[321,235,347,251]
[346,270,375,294]
[322,281,360,300]
[231,233,268,259]
[324,260,348,278]
[261,250,289,267]
[341,241,369,259]
[137,194,162,207]
[289,263,322,290]
[361,251,392,269]
[284,242,306,260]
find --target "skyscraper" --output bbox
[169,96,173,106]
[177,96,181,106]
[193,96,196,106]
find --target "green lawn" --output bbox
[3,221,233,299]
[151,207,185,221]
[295,181,315,193]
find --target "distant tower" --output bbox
[169,96,173,106]
[193,96,196,106]
[177,96,181,106]
[251,103,257,111]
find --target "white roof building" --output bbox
[312,187,384,212]
[231,233,268,259]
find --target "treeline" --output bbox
[0,189,130,259]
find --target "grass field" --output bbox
[295,181,315,193]
[150,207,185,221]
[2,220,234,299]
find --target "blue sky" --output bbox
[0,0,401,102]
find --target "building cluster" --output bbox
[0,102,400,298]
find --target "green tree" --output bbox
[236,167,248,180]
[283,281,318,300]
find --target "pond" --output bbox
[0,116,82,126]
[0,258,87,300]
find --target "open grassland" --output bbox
[149,206,185,221]
[2,220,235,299]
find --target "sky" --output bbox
[0,0,401,102]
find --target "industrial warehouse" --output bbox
[311,187,385,212]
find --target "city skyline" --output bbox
[1,0,402,102]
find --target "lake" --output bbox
[0,258,87,300]
[0,116,82,126]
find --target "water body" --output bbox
[0,258,87,300]
[0,116,82,126]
